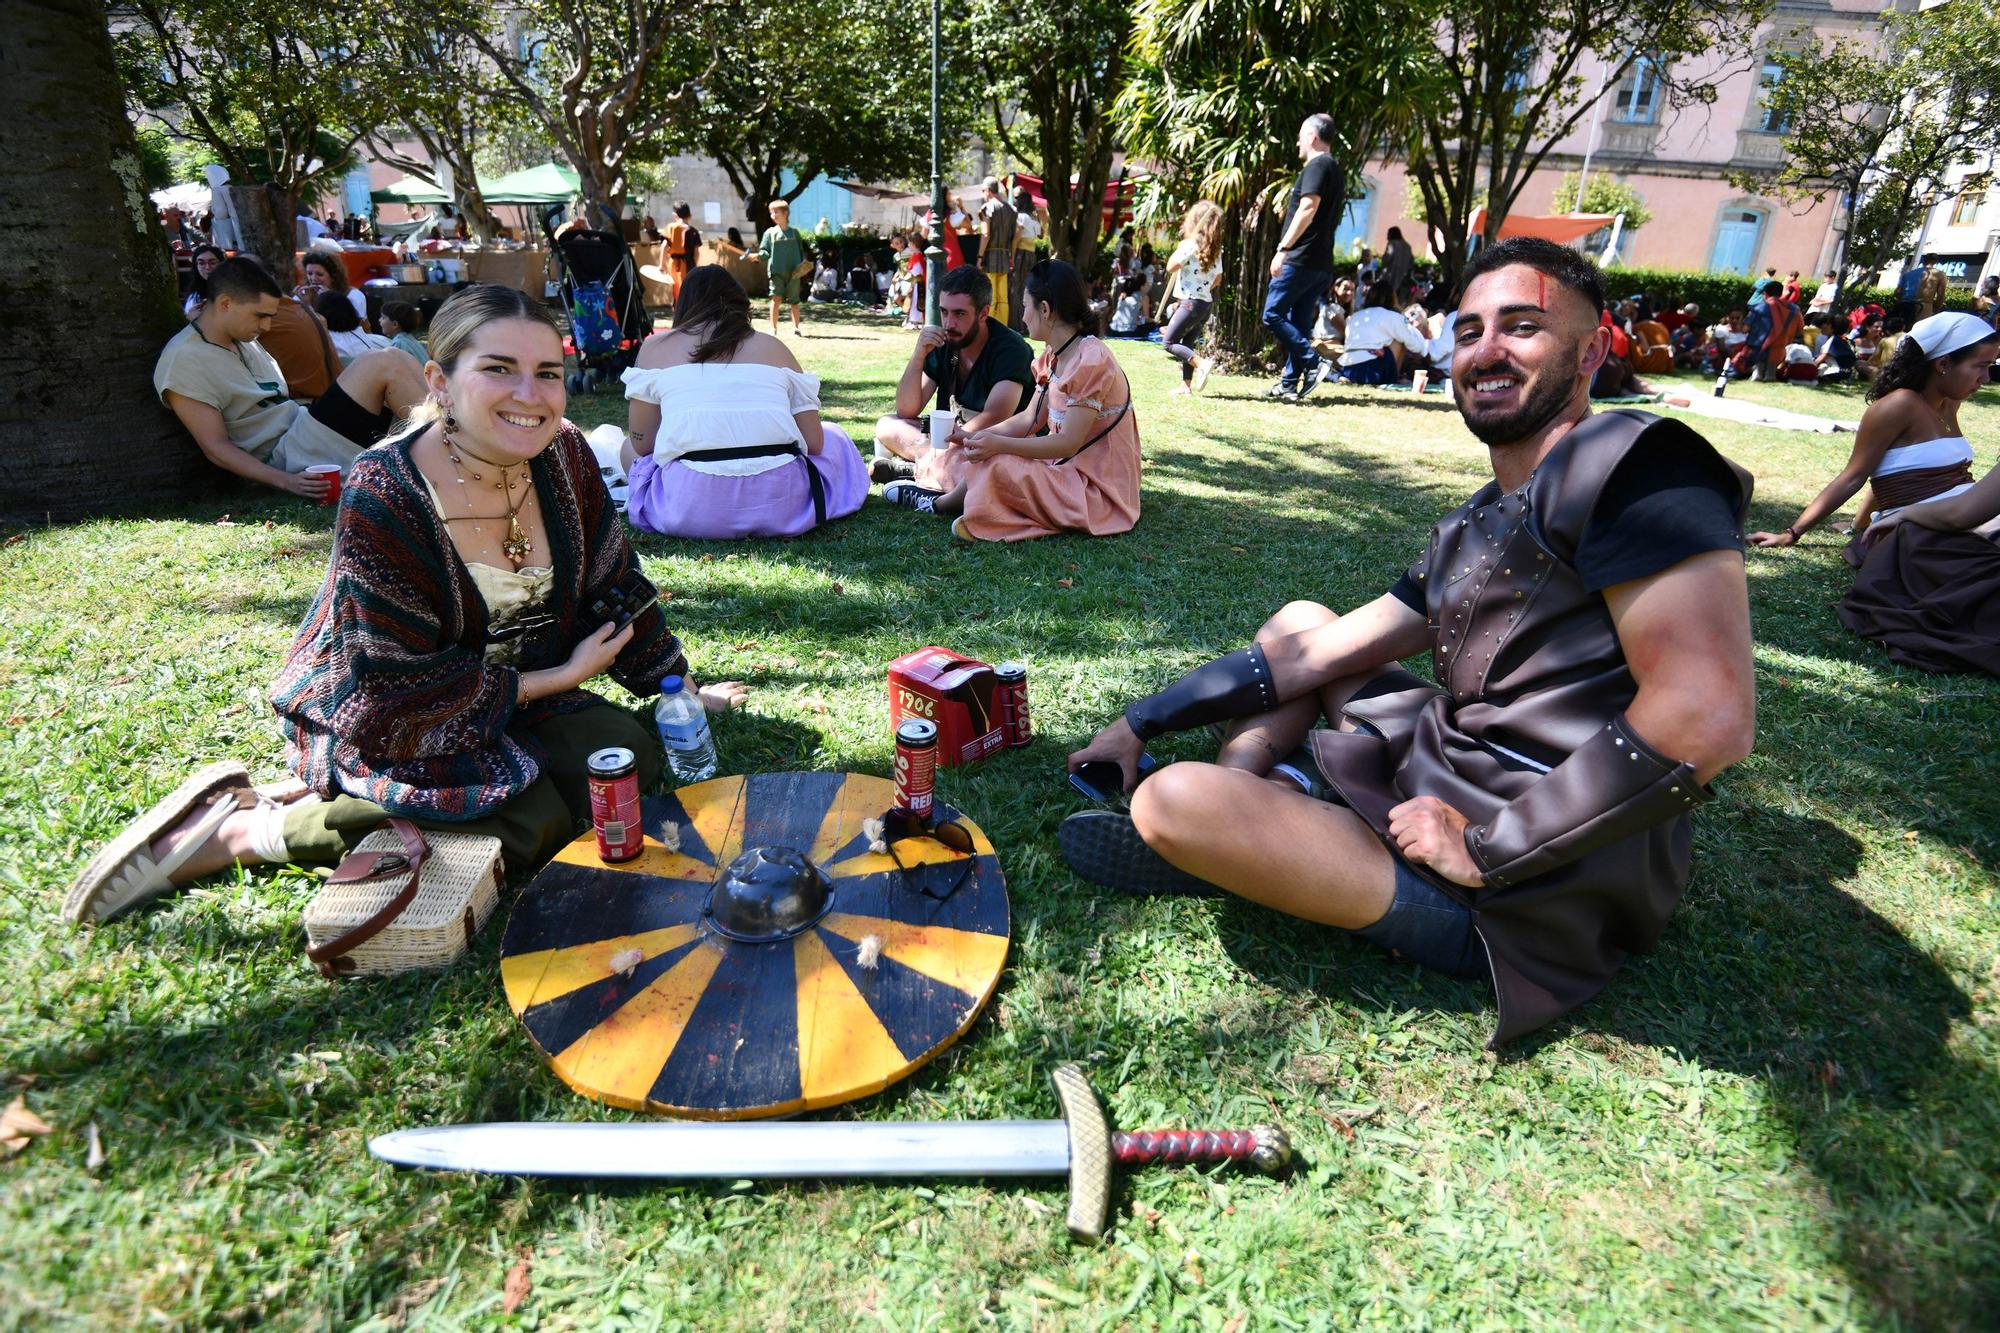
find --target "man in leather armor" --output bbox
[1060,237,1757,1046]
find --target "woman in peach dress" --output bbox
[882,259,1140,542]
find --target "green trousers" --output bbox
[281,699,664,876]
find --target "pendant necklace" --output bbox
[441,417,536,567]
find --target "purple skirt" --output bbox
[625,424,869,538]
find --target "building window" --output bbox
[1613,57,1661,124]
[1950,186,1986,227]
[1754,58,1788,134]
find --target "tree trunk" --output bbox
[229,184,298,286]
[0,0,199,522]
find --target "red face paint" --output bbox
[1537,272,1546,308]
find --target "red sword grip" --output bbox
[1109,1126,1292,1173]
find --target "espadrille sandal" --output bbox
[62,762,253,925]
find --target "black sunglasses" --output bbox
[880,807,977,901]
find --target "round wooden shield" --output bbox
[499,771,1009,1119]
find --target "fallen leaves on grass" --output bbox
[85,1121,106,1174]
[383,1277,445,1328]
[501,1247,532,1314]
[802,696,830,715]
[219,703,248,717]
[1312,1107,1357,1141]
[1,1095,51,1157]
[830,582,844,595]
[107,674,136,687]
[1055,578,1074,589]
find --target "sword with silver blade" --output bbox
[370,1064,1291,1241]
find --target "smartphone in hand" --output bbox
[585,571,659,633]
[1068,753,1159,806]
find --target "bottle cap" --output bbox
[661,674,685,694]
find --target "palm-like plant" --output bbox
[1115,0,1439,358]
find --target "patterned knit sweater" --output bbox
[269,421,687,819]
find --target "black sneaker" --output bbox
[1057,810,1225,898]
[1296,361,1328,399]
[1263,381,1300,403]
[870,455,916,484]
[882,480,945,514]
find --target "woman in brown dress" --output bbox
[1839,454,2000,676]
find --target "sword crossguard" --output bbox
[1111,1125,1293,1174]
[1051,1065,1295,1244]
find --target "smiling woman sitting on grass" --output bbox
[63,285,745,926]
[882,259,1142,542]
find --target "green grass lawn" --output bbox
[2,307,1996,1330]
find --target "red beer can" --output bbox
[994,661,1031,748]
[587,746,643,863]
[893,718,938,819]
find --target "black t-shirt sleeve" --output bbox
[1572,431,1745,593]
[1389,571,1425,612]
[1297,154,1337,203]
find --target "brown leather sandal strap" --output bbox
[306,819,429,978]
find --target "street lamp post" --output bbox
[925,0,945,328]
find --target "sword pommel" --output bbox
[1049,1064,1112,1244]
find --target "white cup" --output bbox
[1411,369,1430,395]
[929,408,955,450]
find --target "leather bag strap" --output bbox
[305,818,429,978]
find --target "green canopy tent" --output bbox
[369,174,453,207]
[480,162,581,205]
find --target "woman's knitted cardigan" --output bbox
[269,421,687,819]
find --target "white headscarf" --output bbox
[1909,311,1997,360]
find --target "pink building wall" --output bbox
[1354,0,1889,278]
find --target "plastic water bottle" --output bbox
[655,675,717,782]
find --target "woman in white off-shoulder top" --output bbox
[621,265,869,538]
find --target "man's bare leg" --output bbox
[1127,598,1403,928]
[1215,600,1383,776]
[335,347,426,420]
[874,416,929,463]
[1130,767,1396,928]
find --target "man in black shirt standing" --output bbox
[1263,114,1344,401]
[1060,237,1757,1048]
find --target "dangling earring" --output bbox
[441,403,481,482]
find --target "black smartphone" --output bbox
[586,571,659,633]
[1069,753,1158,805]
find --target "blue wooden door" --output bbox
[1710,211,1763,274]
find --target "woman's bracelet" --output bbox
[1784,525,1803,544]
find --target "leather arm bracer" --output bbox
[1123,645,1278,743]
[1465,715,1709,889]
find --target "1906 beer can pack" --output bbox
[886,646,1006,767]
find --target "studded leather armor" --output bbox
[1314,411,1752,1046]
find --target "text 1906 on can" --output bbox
[587,747,643,863]
[893,719,938,818]
[994,661,1031,748]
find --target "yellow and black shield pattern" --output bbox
[500,771,1009,1119]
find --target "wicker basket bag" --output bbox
[302,819,503,978]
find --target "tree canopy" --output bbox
[969,0,1132,273]
[1402,0,1768,291]
[1731,5,2000,290]
[1114,0,1437,352]
[672,0,940,232]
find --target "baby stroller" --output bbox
[543,210,648,394]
